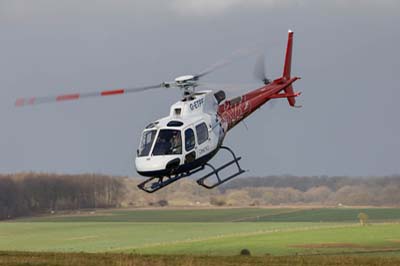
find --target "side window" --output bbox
[185,128,195,151]
[196,122,209,145]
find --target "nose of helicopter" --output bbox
[135,156,181,177]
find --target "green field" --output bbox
[15,207,400,222]
[2,208,400,258]
[15,208,294,222]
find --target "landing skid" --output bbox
[196,146,246,189]
[137,146,245,193]
[137,166,204,193]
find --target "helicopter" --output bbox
[16,30,301,193]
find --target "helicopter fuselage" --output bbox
[135,90,225,177]
[135,72,300,178]
[133,30,301,192]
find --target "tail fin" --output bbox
[283,30,293,80]
[283,30,296,107]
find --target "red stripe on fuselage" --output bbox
[101,89,124,96]
[56,94,80,101]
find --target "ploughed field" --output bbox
[1,208,400,258]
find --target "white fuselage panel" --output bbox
[135,91,225,175]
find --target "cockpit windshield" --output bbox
[152,129,182,156]
[138,130,156,157]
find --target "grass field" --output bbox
[15,207,400,222]
[2,207,400,264]
[15,208,294,222]
[2,252,400,266]
[136,223,400,256]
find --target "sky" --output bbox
[1,0,399,177]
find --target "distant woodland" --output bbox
[0,173,399,220]
[0,173,124,220]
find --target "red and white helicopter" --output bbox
[16,30,301,193]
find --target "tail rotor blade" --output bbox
[254,54,266,81]
[254,54,270,85]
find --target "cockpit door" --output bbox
[194,121,211,159]
[184,127,196,163]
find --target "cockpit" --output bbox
[138,129,182,157]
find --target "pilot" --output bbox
[170,131,182,154]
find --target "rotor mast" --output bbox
[174,75,199,100]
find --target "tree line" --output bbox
[123,175,400,208]
[1,173,399,220]
[221,175,400,192]
[0,173,125,220]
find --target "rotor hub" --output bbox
[174,75,198,99]
[174,75,195,84]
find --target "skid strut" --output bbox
[137,166,204,193]
[196,146,246,189]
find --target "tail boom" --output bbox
[218,30,301,130]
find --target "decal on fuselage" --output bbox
[197,145,210,156]
[221,100,251,129]
[190,98,204,111]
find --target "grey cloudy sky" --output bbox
[1,0,399,177]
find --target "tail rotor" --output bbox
[254,54,270,85]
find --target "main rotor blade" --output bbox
[194,47,258,80]
[194,59,232,79]
[197,82,262,92]
[15,84,163,107]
